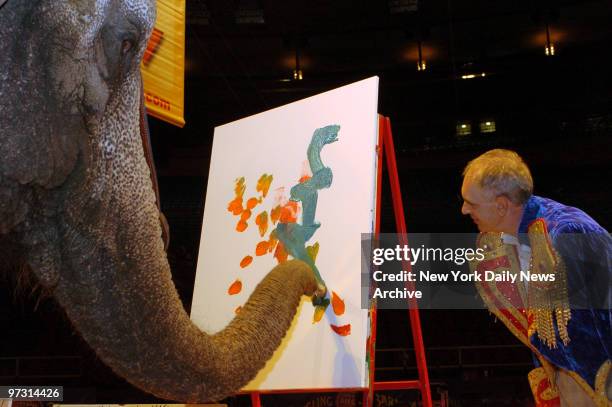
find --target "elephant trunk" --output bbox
[53,201,317,401]
[46,72,318,402]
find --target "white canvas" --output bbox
[191,77,379,390]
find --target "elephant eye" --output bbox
[121,39,134,55]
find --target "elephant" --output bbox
[0,0,322,402]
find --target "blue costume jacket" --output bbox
[519,196,611,403]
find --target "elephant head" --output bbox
[0,0,320,401]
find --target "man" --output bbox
[461,149,611,406]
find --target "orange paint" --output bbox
[300,160,312,183]
[240,209,252,221]
[279,201,299,223]
[268,230,279,252]
[236,220,248,232]
[256,174,273,198]
[274,242,288,263]
[270,205,282,224]
[227,197,243,215]
[234,177,246,196]
[246,197,259,210]
[331,291,345,316]
[228,177,246,215]
[255,211,269,237]
[256,241,270,256]
[228,279,242,295]
[330,324,351,336]
[240,255,253,268]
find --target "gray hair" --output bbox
[463,149,533,204]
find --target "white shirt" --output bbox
[502,233,532,290]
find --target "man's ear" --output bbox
[495,195,510,216]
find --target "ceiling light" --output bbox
[480,120,496,134]
[461,73,486,80]
[544,21,556,57]
[416,39,426,71]
[545,44,555,56]
[293,48,303,81]
[456,121,472,136]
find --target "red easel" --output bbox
[249,115,432,407]
[365,115,432,407]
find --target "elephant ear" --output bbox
[0,0,7,9]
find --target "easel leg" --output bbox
[251,392,261,407]
[376,116,433,407]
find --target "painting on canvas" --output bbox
[191,76,379,390]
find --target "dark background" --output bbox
[2,0,611,405]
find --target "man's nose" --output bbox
[461,202,470,215]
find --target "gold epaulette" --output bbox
[527,219,571,348]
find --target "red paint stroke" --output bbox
[330,324,351,336]
[279,201,299,223]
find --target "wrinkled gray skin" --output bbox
[0,0,319,402]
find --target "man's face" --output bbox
[460,177,502,232]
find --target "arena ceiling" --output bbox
[150,0,612,178]
[181,0,612,124]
